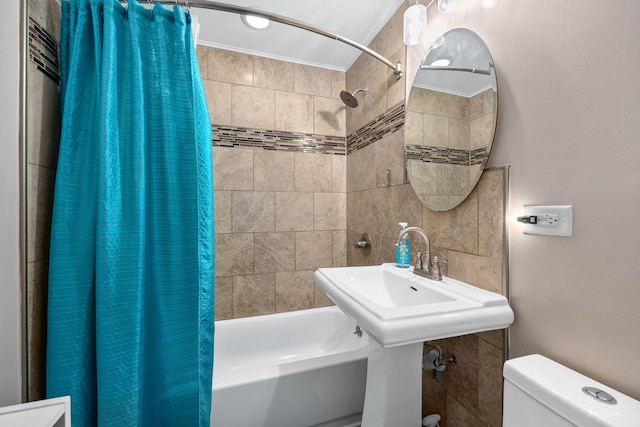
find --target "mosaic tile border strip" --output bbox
[406,145,489,166]
[346,102,405,154]
[212,125,346,155]
[28,17,60,84]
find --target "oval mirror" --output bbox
[405,28,497,211]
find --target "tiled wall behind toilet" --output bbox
[198,47,348,319]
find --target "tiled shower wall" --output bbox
[26,0,62,401]
[345,5,507,426]
[197,47,348,319]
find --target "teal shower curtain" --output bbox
[47,1,214,426]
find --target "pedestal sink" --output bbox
[313,263,514,427]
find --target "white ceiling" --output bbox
[193,0,405,71]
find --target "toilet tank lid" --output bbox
[504,354,640,427]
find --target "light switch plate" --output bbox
[521,205,573,237]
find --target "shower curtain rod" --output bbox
[144,0,403,77]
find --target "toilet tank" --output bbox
[503,354,640,427]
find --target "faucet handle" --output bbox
[431,256,448,279]
[414,251,424,270]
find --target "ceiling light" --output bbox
[403,3,427,46]
[430,59,450,66]
[241,14,270,30]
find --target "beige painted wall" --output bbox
[410,0,640,398]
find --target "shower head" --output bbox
[340,88,367,108]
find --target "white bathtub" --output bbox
[211,306,369,427]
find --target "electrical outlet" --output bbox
[536,214,559,227]
[521,205,573,236]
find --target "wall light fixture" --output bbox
[403,2,427,45]
[437,0,459,13]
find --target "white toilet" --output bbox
[503,354,640,426]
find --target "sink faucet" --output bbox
[394,226,445,281]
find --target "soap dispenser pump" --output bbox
[396,222,411,268]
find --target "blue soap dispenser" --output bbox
[396,222,411,268]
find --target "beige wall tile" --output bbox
[254,232,295,273]
[404,111,424,146]
[448,117,470,150]
[196,45,208,79]
[437,92,469,120]
[294,152,332,192]
[208,47,253,85]
[469,89,496,120]
[231,85,275,129]
[332,230,347,267]
[477,169,504,260]
[375,130,405,188]
[213,147,253,191]
[331,70,346,100]
[478,339,505,427]
[215,276,233,320]
[423,114,449,147]
[27,65,60,169]
[443,334,480,415]
[275,192,314,231]
[295,231,333,270]
[363,67,388,124]
[214,190,232,233]
[331,155,347,192]
[478,328,504,351]
[436,163,471,197]
[254,150,295,192]
[233,273,275,317]
[275,271,314,312]
[346,190,364,234]
[407,160,437,197]
[254,56,295,92]
[314,96,346,137]
[423,371,447,420]
[204,80,232,125]
[215,233,254,277]
[27,164,55,263]
[423,191,478,254]
[275,91,313,134]
[232,191,275,233]
[295,63,332,97]
[348,145,376,192]
[408,88,437,115]
[447,251,503,294]
[346,49,376,92]
[363,187,389,235]
[314,192,346,230]
[446,394,483,427]
[388,184,424,239]
[371,5,404,59]
[470,113,496,151]
[27,260,48,400]
[386,49,406,109]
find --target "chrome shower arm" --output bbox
[146,0,403,77]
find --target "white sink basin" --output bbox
[313,263,514,347]
[313,263,514,426]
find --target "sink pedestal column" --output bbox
[361,340,423,427]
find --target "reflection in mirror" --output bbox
[405,28,497,211]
